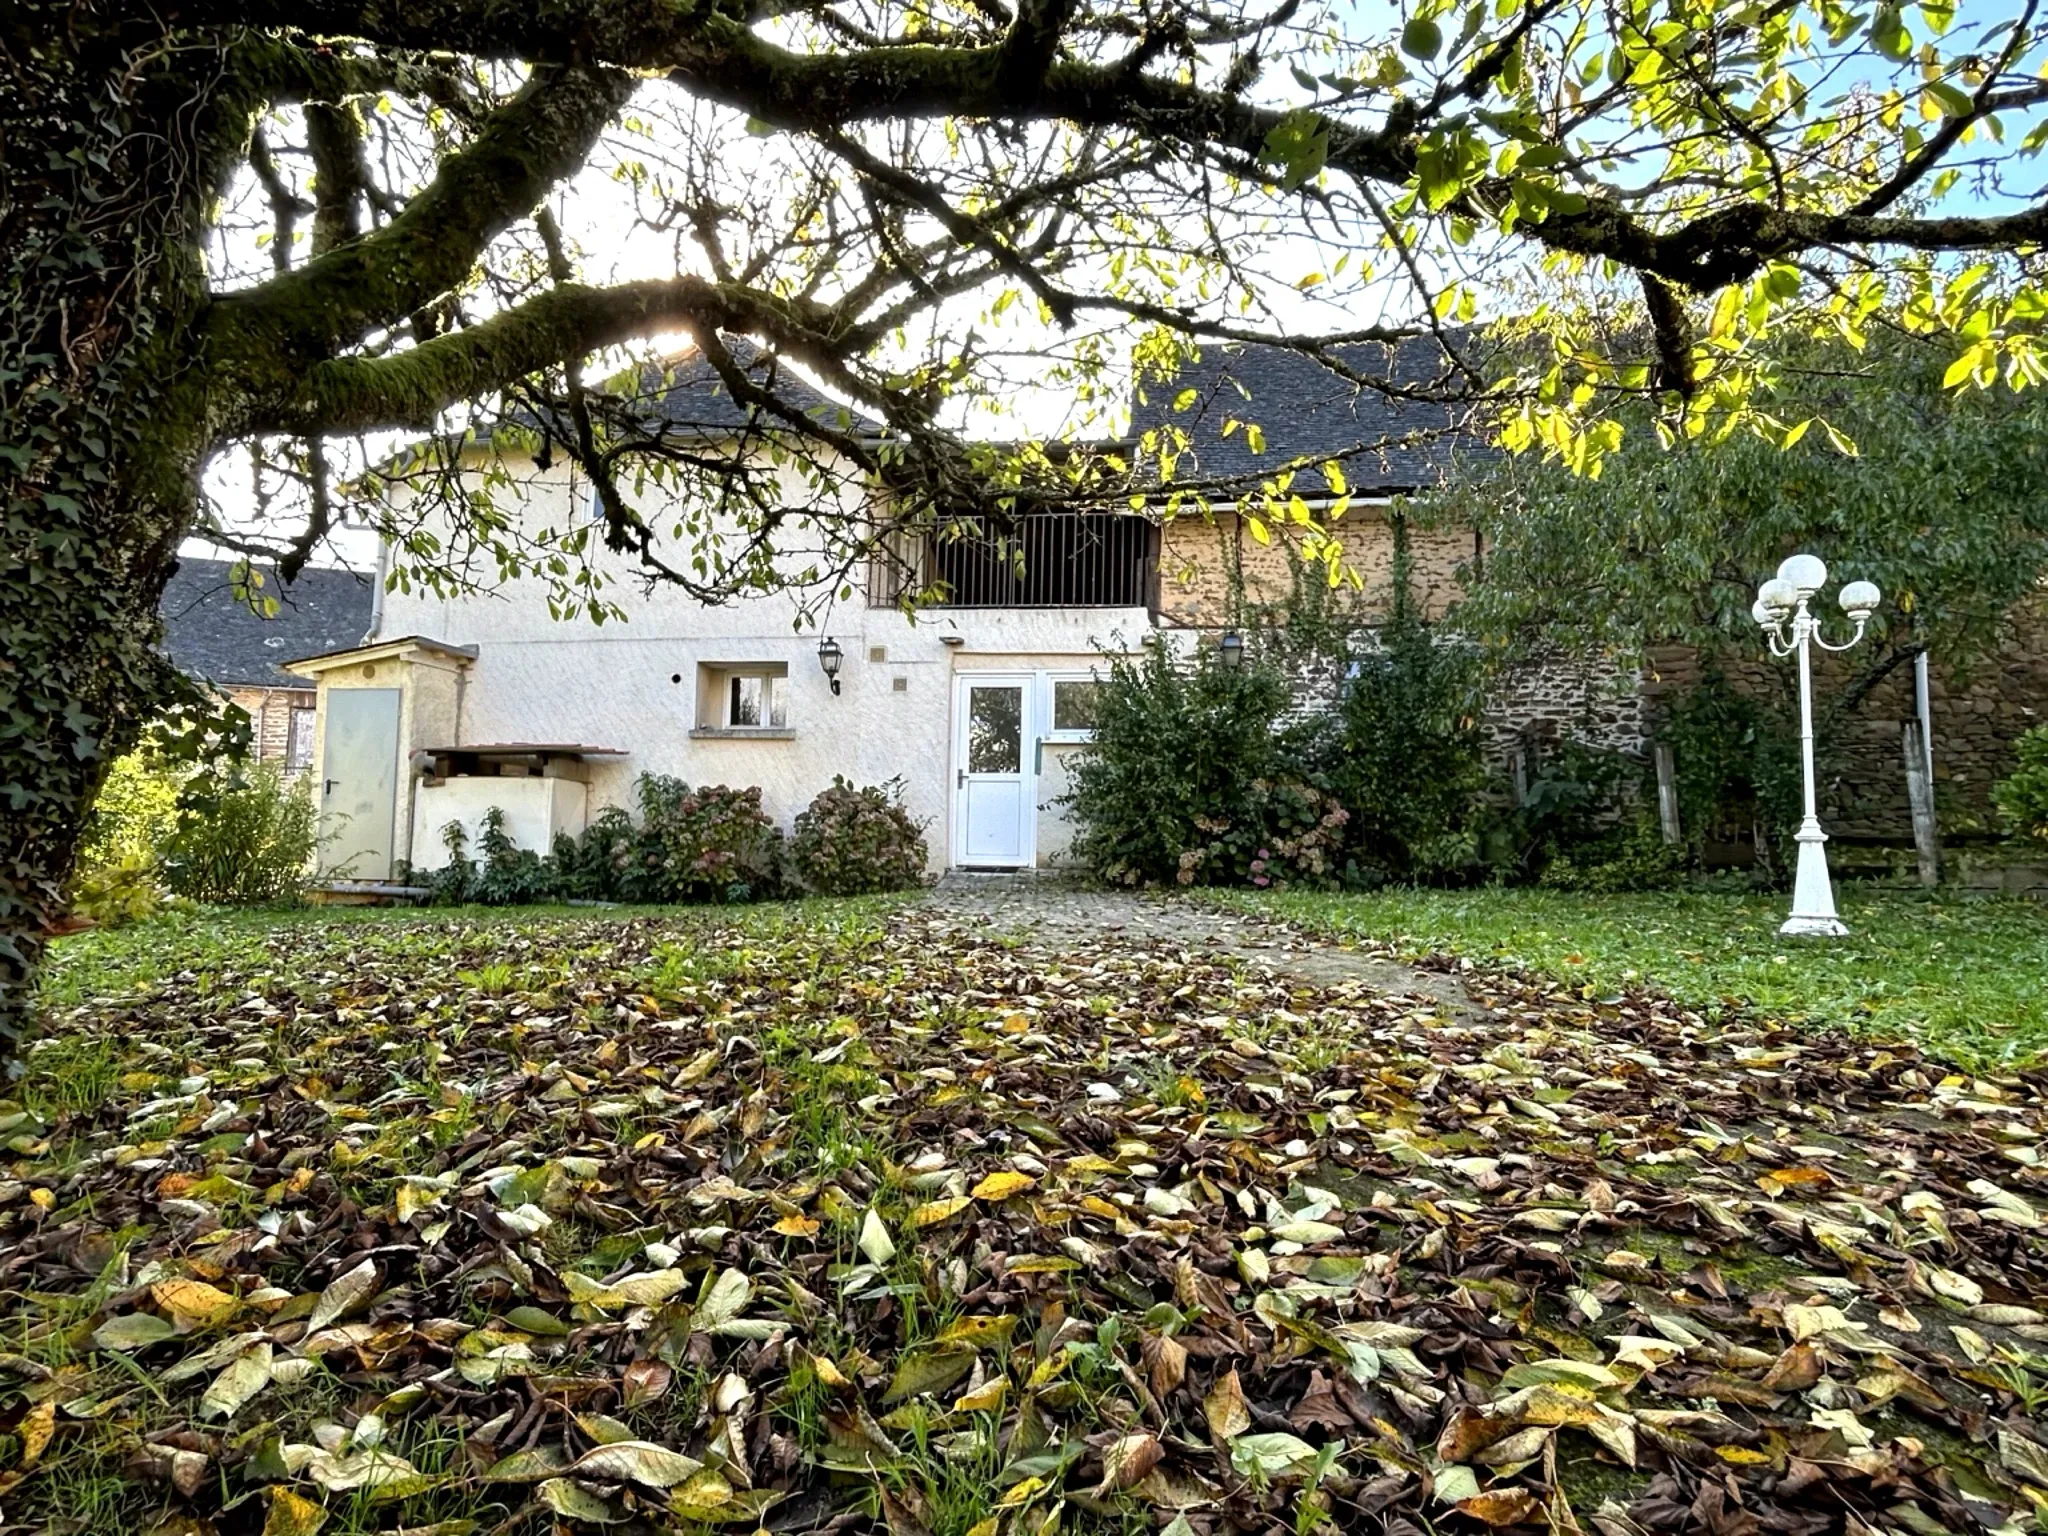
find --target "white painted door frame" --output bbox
[950,672,1037,867]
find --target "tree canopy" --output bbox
[1429,330,2048,670]
[7,0,2048,1038]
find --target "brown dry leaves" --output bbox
[1,903,2045,1536]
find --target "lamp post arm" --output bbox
[1812,618,1871,654]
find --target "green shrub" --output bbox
[76,750,182,875]
[1312,614,1491,884]
[1179,776,1350,889]
[426,809,557,905]
[791,778,928,894]
[1066,638,1346,887]
[68,855,164,927]
[1656,671,1802,880]
[160,762,319,905]
[632,776,786,902]
[551,807,640,901]
[1995,724,2048,848]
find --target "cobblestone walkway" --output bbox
[925,871,1483,1018]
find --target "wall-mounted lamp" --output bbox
[817,635,844,695]
[1218,631,1245,670]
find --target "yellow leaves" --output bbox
[951,1377,1007,1413]
[907,1196,972,1230]
[262,1485,329,1536]
[970,1171,1037,1202]
[562,1268,691,1311]
[151,1279,242,1331]
[1203,1367,1251,1440]
[771,1214,821,1237]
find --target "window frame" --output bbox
[287,705,317,770]
[696,662,792,734]
[1042,671,1104,742]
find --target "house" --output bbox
[285,338,1517,881]
[281,333,2046,882]
[158,557,376,774]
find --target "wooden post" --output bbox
[1902,721,1942,887]
[1653,742,1682,846]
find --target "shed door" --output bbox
[320,688,401,879]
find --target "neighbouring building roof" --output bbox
[1127,336,1495,496]
[159,557,377,690]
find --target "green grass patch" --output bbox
[1222,884,2048,1067]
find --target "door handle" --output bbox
[957,768,966,788]
[324,779,338,795]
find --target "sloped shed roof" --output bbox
[159,558,377,689]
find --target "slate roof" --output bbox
[472,337,877,449]
[1127,336,1494,495]
[623,339,876,439]
[159,558,377,689]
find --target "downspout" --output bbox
[365,536,389,644]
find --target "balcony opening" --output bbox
[870,512,1157,609]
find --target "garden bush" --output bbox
[68,855,164,927]
[1312,613,1491,883]
[160,762,319,905]
[416,774,790,906]
[1995,724,2048,848]
[76,749,183,876]
[1657,672,1802,863]
[791,778,928,894]
[633,776,787,902]
[1065,639,1348,888]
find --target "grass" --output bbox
[1221,882,2048,1067]
[37,893,905,1012]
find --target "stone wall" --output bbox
[1644,594,2048,845]
[1154,512,2043,848]
[1155,510,1474,627]
[1486,655,1649,766]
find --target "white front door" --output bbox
[953,674,1035,867]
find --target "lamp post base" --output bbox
[1781,820,1847,938]
[1779,913,1850,938]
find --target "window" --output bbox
[1045,675,1102,741]
[696,662,791,733]
[288,706,317,770]
[727,672,786,728]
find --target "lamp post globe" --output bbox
[1777,552,1828,595]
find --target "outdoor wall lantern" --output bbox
[1218,631,1245,670]
[1752,554,1881,937]
[817,636,844,695]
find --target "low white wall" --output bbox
[410,775,588,871]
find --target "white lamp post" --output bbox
[1752,555,1881,937]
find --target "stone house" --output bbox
[158,557,377,774]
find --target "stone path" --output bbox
[924,871,1484,1018]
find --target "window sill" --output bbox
[690,727,796,741]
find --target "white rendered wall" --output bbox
[376,456,1156,867]
[410,776,589,872]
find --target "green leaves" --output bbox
[1258,109,1328,191]
[1400,17,1442,60]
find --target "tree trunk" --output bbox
[0,7,230,1060]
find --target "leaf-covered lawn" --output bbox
[7,898,2048,1536]
[1221,886,2048,1069]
